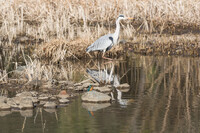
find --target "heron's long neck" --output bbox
[113,19,120,44]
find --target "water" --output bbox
[1,55,200,133]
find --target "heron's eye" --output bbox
[119,15,124,18]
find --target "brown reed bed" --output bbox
[0,0,199,44]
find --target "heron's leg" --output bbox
[86,52,93,58]
[102,52,112,60]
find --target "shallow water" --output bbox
[1,55,200,133]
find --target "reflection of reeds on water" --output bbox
[118,56,200,132]
[0,56,200,132]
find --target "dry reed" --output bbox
[0,0,199,44]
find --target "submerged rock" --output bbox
[44,108,57,113]
[44,102,57,108]
[81,91,111,103]
[20,110,33,117]
[116,83,130,92]
[59,99,69,104]
[82,102,111,111]
[0,111,11,117]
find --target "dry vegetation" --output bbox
[0,0,199,59]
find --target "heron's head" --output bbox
[118,14,133,20]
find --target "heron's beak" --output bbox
[127,17,134,20]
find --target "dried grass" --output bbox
[36,38,91,62]
[0,0,199,45]
[0,0,199,73]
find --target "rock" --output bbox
[38,94,50,101]
[0,111,11,117]
[49,96,57,101]
[16,91,38,97]
[0,96,7,103]
[59,90,67,95]
[74,79,92,86]
[106,85,113,88]
[20,110,33,117]
[81,91,111,103]
[82,103,111,111]
[69,93,76,98]
[82,83,90,88]
[65,81,74,87]
[75,86,84,91]
[0,103,11,110]
[116,83,130,92]
[57,92,70,99]
[20,97,33,109]
[7,98,16,106]
[44,102,57,108]
[16,91,33,97]
[80,83,100,91]
[31,97,39,103]
[11,104,24,110]
[12,97,21,105]
[59,99,69,104]
[30,91,38,97]
[68,86,74,90]
[38,101,47,106]
[82,83,99,88]
[38,96,49,101]
[39,93,52,97]
[94,86,112,93]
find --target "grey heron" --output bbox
[86,15,133,60]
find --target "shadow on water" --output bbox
[1,55,200,133]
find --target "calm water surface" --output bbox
[1,55,200,133]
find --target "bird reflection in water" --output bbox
[86,61,133,107]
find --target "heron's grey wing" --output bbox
[86,34,113,52]
[86,68,115,83]
[86,69,101,83]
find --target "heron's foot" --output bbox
[103,60,113,64]
[102,56,113,60]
